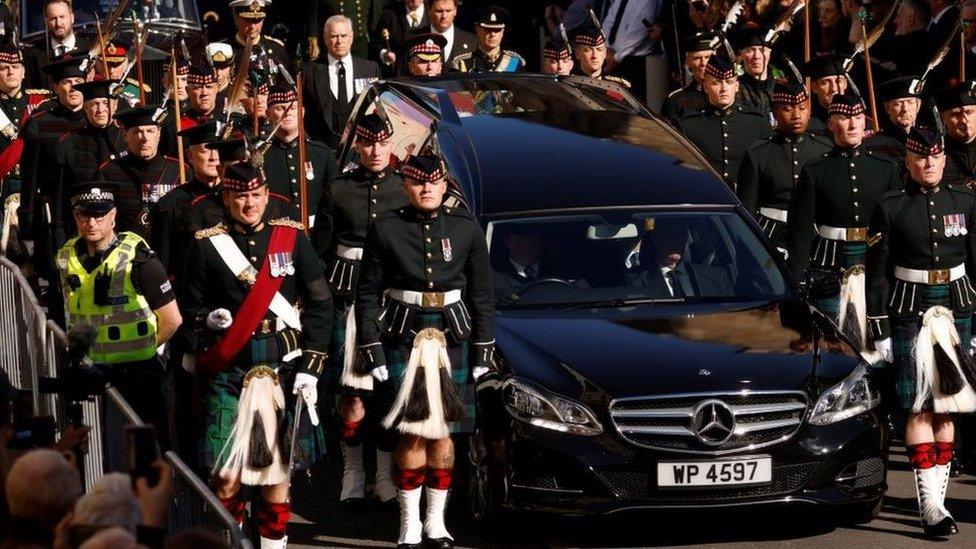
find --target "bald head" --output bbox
[5,449,82,530]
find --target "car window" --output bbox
[488,211,788,309]
[340,88,435,172]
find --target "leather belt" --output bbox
[893,264,966,285]
[337,244,364,261]
[389,288,462,309]
[758,207,788,223]
[817,224,868,242]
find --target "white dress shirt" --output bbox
[51,33,77,57]
[509,259,539,280]
[601,0,662,61]
[432,24,456,61]
[406,3,425,29]
[928,5,953,30]
[327,53,355,102]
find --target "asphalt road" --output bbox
[288,442,976,548]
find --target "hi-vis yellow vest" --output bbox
[57,232,157,364]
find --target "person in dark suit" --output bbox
[303,15,381,149]
[629,218,734,299]
[42,0,93,60]
[422,0,477,69]
[491,226,549,297]
[372,0,429,77]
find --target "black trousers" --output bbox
[106,357,170,450]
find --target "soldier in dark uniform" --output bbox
[935,83,976,188]
[449,6,524,73]
[402,33,448,77]
[356,154,494,549]
[161,64,220,158]
[677,55,772,190]
[0,43,50,200]
[207,43,236,97]
[866,76,923,169]
[182,162,331,549]
[51,80,124,248]
[785,92,902,350]
[737,81,833,250]
[660,33,717,124]
[866,127,976,538]
[312,114,407,505]
[802,55,849,136]
[240,79,271,139]
[540,39,573,76]
[566,23,630,89]
[97,105,182,239]
[262,81,337,230]
[223,0,287,64]
[733,28,777,116]
[157,55,190,157]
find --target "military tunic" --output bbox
[0,89,29,197]
[262,136,337,229]
[736,131,833,246]
[450,49,525,73]
[677,102,773,189]
[944,137,976,189]
[865,181,976,408]
[223,34,287,65]
[97,152,183,239]
[737,73,775,116]
[152,179,221,286]
[660,82,707,124]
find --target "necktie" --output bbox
[336,60,348,105]
[409,13,419,28]
[666,271,685,297]
[56,44,65,56]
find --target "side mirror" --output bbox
[806,270,841,301]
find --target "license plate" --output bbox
[657,457,772,487]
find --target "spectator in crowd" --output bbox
[4,449,82,546]
[423,0,477,68]
[71,473,142,535]
[373,0,429,76]
[817,0,852,55]
[888,0,931,76]
[44,0,92,58]
[164,529,229,549]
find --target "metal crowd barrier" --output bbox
[0,256,249,548]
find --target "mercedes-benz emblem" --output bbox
[691,399,736,446]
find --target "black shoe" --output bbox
[923,516,958,538]
[950,457,963,478]
[424,538,454,549]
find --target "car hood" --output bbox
[495,301,861,401]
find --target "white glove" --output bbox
[874,338,893,363]
[206,308,233,330]
[372,365,389,382]
[472,366,490,381]
[293,372,318,405]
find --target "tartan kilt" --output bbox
[377,312,475,434]
[323,301,351,394]
[201,362,327,472]
[812,241,867,319]
[891,284,973,410]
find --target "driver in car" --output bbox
[492,226,547,296]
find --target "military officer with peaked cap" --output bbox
[737,81,832,250]
[660,32,717,124]
[449,6,524,73]
[403,33,448,77]
[786,92,902,351]
[865,127,976,538]
[222,0,286,64]
[935,82,976,189]
[677,54,772,190]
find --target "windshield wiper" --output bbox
[563,297,679,309]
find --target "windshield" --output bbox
[489,211,789,309]
[22,0,201,37]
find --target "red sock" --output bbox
[219,495,245,524]
[393,466,426,490]
[340,419,363,445]
[425,467,454,490]
[908,442,937,470]
[257,501,290,540]
[935,441,954,466]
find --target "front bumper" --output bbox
[494,411,888,516]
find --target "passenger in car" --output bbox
[629,218,734,298]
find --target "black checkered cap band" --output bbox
[772,89,809,105]
[164,63,190,75]
[543,47,571,61]
[188,72,217,85]
[410,39,443,57]
[574,34,605,47]
[222,175,265,192]
[906,137,944,157]
[704,63,735,80]
[267,88,297,105]
[70,189,114,206]
[828,101,865,116]
[402,163,444,183]
[355,123,393,142]
[0,51,22,64]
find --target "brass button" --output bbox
[372,185,378,190]
[250,256,257,262]
[371,213,377,218]
[426,267,432,273]
[426,237,431,243]
[371,198,377,204]
[248,240,255,246]
[427,281,434,288]
[426,252,432,258]
[851,175,857,180]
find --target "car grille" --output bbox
[596,462,821,504]
[608,391,808,455]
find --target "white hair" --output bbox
[79,526,137,549]
[72,473,143,534]
[5,449,82,530]
[324,15,353,34]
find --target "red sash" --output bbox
[197,225,299,376]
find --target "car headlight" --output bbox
[808,363,881,426]
[502,378,603,436]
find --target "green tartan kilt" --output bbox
[202,362,327,472]
[322,301,351,394]
[375,312,475,434]
[812,241,867,319]
[891,284,973,410]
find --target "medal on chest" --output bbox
[943,214,968,237]
[305,161,315,181]
[269,252,295,277]
[441,238,452,262]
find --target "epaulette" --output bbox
[195,223,228,239]
[503,50,524,62]
[264,35,285,46]
[604,75,631,89]
[269,217,305,230]
[442,203,473,218]
[947,184,976,196]
[25,89,52,96]
[124,77,152,93]
[453,52,473,62]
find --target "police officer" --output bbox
[223,0,286,63]
[449,6,524,73]
[540,39,573,76]
[56,180,182,446]
[262,81,336,228]
[568,23,630,89]
[97,105,182,239]
[785,92,902,350]
[356,154,494,549]
[51,80,124,248]
[402,33,448,77]
[313,114,407,505]
[182,162,331,549]
[935,82,976,188]
[660,33,716,124]
[802,55,849,135]
[677,55,772,190]
[866,76,923,167]
[737,81,832,250]
[866,127,976,538]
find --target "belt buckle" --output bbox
[846,227,867,241]
[929,269,950,285]
[256,319,274,335]
[422,292,444,308]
